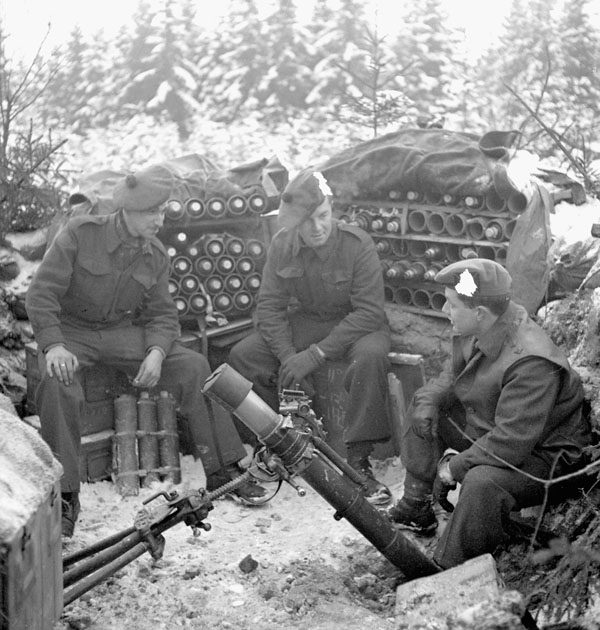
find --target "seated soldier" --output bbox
[388,258,591,569]
[26,165,265,537]
[228,168,392,504]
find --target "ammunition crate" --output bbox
[0,480,63,630]
[22,417,115,484]
[80,430,115,483]
[312,352,425,460]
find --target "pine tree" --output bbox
[255,0,315,120]
[118,0,203,138]
[306,0,371,116]
[477,0,561,147]
[391,0,463,125]
[199,0,269,122]
[335,25,411,137]
[554,0,600,128]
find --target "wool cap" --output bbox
[434,258,512,298]
[112,164,174,212]
[277,168,333,229]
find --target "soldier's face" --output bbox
[442,288,480,336]
[123,206,166,239]
[298,199,333,248]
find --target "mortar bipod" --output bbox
[62,486,217,606]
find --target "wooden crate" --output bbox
[311,352,425,460]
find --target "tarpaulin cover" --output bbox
[317,128,521,201]
[505,183,553,314]
[67,153,289,216]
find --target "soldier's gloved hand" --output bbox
[433,448,458,513]
[411,406,440,440]
[279,345,325,392]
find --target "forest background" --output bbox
[0,0,600,235]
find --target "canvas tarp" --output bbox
[316,128,522,202]
[67,153,289,216]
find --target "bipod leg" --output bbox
[63,526,138,569]
[63,541,148,606]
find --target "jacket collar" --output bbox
[292,220,339,259]
[108,211,153,255]
[474,301,525,360]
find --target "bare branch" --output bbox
[504,81,596,190]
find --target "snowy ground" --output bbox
[59,455,446,630]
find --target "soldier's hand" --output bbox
[411,406,439,441]
[279,346,323,392]
[133,349,163,389]
[45,345,79,385]
[433,449,458,513]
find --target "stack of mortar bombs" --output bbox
[156,188,271,324]
[113,391,181,496]
[338,185,523,316]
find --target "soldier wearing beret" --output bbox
[388,258,591,568]
[228,168,393,504]
[26,164,265,537]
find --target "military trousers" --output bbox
[399,397,554,568]
[35,323,247,493]
[228,313,391,448]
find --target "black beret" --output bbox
[277,168,332,229]
[435,259,512,298]
[113,164,174,212]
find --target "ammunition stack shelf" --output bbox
[158,189,273,329]
[336,189,521,318]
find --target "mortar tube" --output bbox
[227,194,248,216]
[157,391,181,484]
[508,192,528,214]
[407,209,428,233]
[494,246,508,265]
[394,286,413,306]
[412,289,432,309]
[138,392,160,487]
[113,394,139,496]
[393,239,410,258]
[444,213,467,237]
[424,190,442,205]
[206,197,227,219]
[485,189,507,213]
[430,291,446,311]
[425,211,445,235]
[383,283,395,302]
[202,364,441,580]
[185,198,205,220]
[445,243,460,261]
[408,239,428,258]
[476,245,495,260]
[465,218,487,240]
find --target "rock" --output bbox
[394,554,502,629]
[239,554,259,574]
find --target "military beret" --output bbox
[434,258,512,298]
[277,168,333,229]
[112,164,174,212]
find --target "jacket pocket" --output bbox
[132,270,157,290]
[322,269,351,291]
[276,266,304,279]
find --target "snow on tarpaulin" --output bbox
[0,401,62,541]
